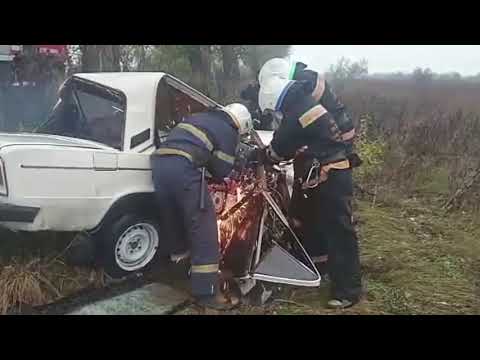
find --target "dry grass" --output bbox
[0,256,105,315]
[339,78,480,209]
[0,259,47,314]
[175,198,480,316]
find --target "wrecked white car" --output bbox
[0,72,319,291]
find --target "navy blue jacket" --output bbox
[159,110,239,180]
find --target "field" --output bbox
[181,78,480,315]
[1,77,480,315]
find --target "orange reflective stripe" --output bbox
[312,77,326,102]
[324,159,351,171]
[341,128,356,141]
[302,159,351,189]
[298,105,328,128]
[319,159,351,183]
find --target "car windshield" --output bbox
[35,78,126,150]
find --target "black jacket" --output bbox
[294,66,355,151]
[268,82,349,165]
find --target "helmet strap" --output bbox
[275,80,295,111]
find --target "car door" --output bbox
[250,191,321,287]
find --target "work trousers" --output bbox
[292,167,362,301]
[152,155,219,297]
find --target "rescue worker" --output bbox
[151,103,253,311]
[252,66,362,309]
[258,58,359,279]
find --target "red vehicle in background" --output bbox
[7,45,68,85]
[33,45,68,63]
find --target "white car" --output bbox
[0,72,295,279]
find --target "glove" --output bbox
[246,147,267,166]
[347,153,363,168]
[245,148,259,167]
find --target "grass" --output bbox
[263,198,480,315]
[413,167,451,196]
[0,243,105,314]
[176,195,480,315]
[1,191,479,315]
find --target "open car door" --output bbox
[252,192,320,286]
[218,130,320,290]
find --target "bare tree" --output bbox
[220,45,240,100]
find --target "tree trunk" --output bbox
[186,45,213,94]
[137,46,146,71]
[99,46,121,72]
[80,45,101,72]
[221,45,240,102]
[200,46,212,96]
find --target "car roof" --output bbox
[72,72,222,152]
[73,72,167,96]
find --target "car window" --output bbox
[36,79,126,150]
[75,89,125,149]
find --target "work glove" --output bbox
[347,153,363,168]
[247,148,279,173]
[246,147,267,167]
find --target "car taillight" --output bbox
[0,158,8,196]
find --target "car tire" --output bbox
[99,214,162,279]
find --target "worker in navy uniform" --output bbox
[258,58,360,281]
[252,70,362,309]
[152,103,252,311]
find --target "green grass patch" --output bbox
[413,167,451,196]
[261,199,480,315]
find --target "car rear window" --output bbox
[36,78,126,150]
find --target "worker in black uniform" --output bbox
[152,103,253,311]
[253,70,362,309]
[258,58,359,280]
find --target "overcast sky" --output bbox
[292,45,480,76]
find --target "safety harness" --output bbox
[300,158,351,190]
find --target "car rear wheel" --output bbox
[100,214,161,279]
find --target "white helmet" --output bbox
[258,76,295,113]
[222,103,253,136]
[258,58,296,86]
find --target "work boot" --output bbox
[327,298,358,310]
[195,292,240,311]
